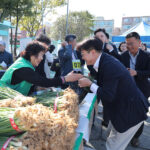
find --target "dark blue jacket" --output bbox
[0,50,13,78]
[120,49,150,98]
[87,43,120,79]
[0,50,13,67]
[58,45,78,76]
[96,53,149,133]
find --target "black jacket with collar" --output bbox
[120,49,150,98]
[96,52,149,133]
[87,43,120,79]
[103,42,120,59]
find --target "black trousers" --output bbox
[132,122,144,139]
[102,107,109,127]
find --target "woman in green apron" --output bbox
[0,41,82,95]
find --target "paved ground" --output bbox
[86,103,150,150]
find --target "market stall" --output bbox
[0,87,97,150]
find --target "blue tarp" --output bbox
[112,21,150,42]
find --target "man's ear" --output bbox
[138,40,141,48]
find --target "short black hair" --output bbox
[36,34,51,45]
[94,28,106,36]
[125,32,140,40]
[105,32,109,39]
[65,34,76,43]
[80,38,103,52]
[23,41,46,61]
[142,43,147,50]
[118,42,126,52]
[48,45,55,53]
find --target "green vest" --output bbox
[0,57,35,96]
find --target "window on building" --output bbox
[142,17,148,22]
[124,18,129,23]
[100,22,104,26]
[107,21,113,26]
[105,22,109,26]
[106,28,112,33]
[147,17,150,22]
[123,25,131,30]
[134,18,140,23]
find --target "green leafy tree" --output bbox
[20,0,66,37]
[12,0,33,58]
[0,0,14,22]
[0,0,15,54]
[0,0,33,58]
[50,11,94,42]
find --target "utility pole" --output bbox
[42,0,44,33]
[66,0,69,35]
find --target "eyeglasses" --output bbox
[126,42,136,46]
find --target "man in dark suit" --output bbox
[78,38,149,150]
[121,32,150,98]
[88,28,120,80]
[94,28,119,59]
[94,29,120,127]
[120,32,150,147]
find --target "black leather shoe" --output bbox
[101,121,108,128]
[131,138,139,147]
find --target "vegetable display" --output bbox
[0,88,79,150]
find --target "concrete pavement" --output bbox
[87,104,150,150]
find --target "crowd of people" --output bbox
[0,29,150,150]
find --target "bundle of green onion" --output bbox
[35,91,65,108]
[0,136,10,149]
[35,91,57,107]
[0,107,24,136]
[0,89,79,150]
[0,87,36,107]
[0,87,22,100]
[0,103,70,137]
[0,135,27,150]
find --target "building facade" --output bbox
[113,27,121,36]
[122,16,150,33]
[92,17,114,39]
